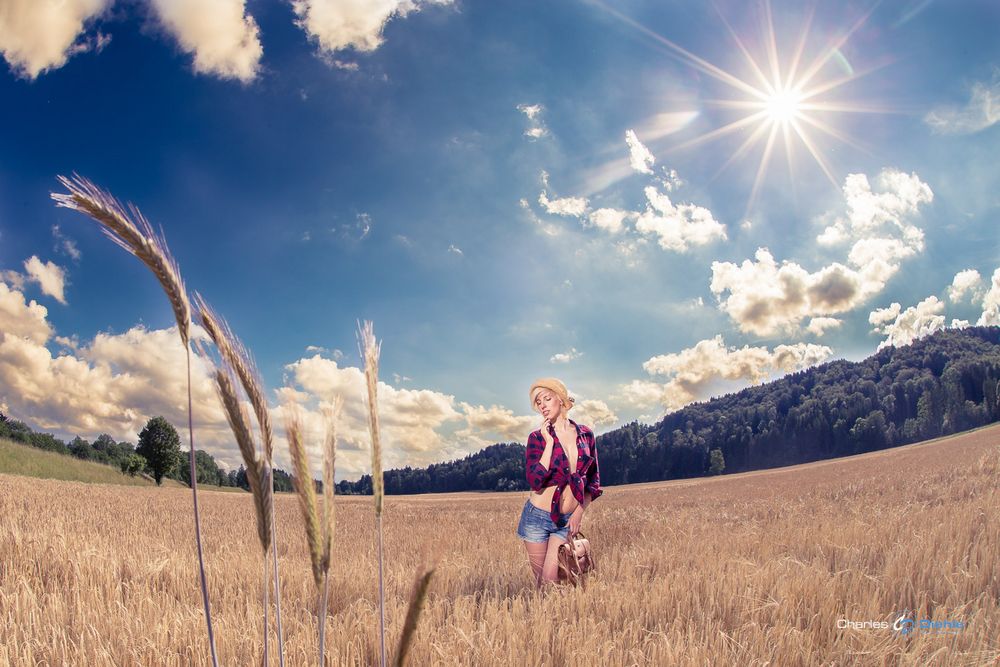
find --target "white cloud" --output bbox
[457,402,535,443]
[519,198,561,237]
[571,399,617,429]
[806,317,842,337]
[0,0,111,79]
[948,269,983,303]
[22,256,67,305]
[978,268,1000,326]
[538,178,589,217]
[869,296,946,349]
[925,69,1000,135]
[587,208,631,235]
[0,281,53,344]
[625,129,655,174]
[550,347,582,364]
[635,185,727,252]
[51,225,82,261]
[517,103,548,139]
[149,0,262,82]
[616,335,832,412]
[447,244,463,255]
[292,0,453,54]
[713,170,932,336]
[711,248,867,337]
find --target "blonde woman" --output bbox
[517,378,603,588]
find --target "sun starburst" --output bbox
[591,0,892,215]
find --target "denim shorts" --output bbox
[516,499,573,543]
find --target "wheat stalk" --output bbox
[357,319,386,667]
[213,362,272,552]
[194,294,284,665]
[285,397,342,665]
[393,567,435,667]
[51,174,217,667]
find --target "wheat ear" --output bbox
[52,174,217,667]
[285,398,342,666]
[357,319,386,667]
[194,295,284,665]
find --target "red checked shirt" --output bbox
[525,418,603,524]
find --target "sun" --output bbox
[764,87,804,124]
[590,0,890,214]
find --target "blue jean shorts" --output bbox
[516,499,573,543]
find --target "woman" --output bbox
[517,377,603,588]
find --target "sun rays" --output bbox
[590,0,893,215]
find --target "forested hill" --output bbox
[337,326,1000,495]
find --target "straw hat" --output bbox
[529,377,575,413]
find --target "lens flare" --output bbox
[590,0,893,214]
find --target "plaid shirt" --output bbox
[525,418,603,524]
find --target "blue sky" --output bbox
[1,0,998,478]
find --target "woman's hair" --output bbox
[529,377,575,413]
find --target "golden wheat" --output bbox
[2,424,997,665]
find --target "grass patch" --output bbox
[0,437,180,487]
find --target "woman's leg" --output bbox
[523,540,547,587]
[540,534,567,585]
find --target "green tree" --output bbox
[136,416,182,485]
[708,448,725,475]
[120,453,146,476]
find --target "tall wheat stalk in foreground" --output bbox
[195,295,284,665]
[357,320,386,667]
[285,397,342,665]
[51,174,218,667]
[209,358,274,665]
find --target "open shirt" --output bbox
[524,418,603,524]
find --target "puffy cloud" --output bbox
[0,281,53,344]
[149,0,262,82]
[292,0,453,54]
[587,208,631,235]
[869,296,946,349]
[948,269,984,303]
[616,336,831,412]
[538,191,588,217]
[457,402,535,443]
[925,70,1000,135]
[572,398,617,429]
[710,248,862,336]
[806,317,842,337]
[549,347,581,364]
[714,170,932,336]
[23,256,67,304]
[517,103,548,139]
[625,129,654,174]
[635,185,727,252]
[978,268,1000,326]
[0,0,111,79]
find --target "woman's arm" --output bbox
[525,430,555,492]
[584,431,603,501]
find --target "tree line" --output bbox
[335,326,1000,493]
[4,326,999,495]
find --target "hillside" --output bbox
[338,326,1000,494]
[0,437,182,487]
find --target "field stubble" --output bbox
[1,425,998,666]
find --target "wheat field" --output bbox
[1,424,998,666]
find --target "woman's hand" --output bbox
[568,506,584,537]
[540,416,554,447]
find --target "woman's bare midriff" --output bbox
[529,486,580,514]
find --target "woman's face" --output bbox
[533,389,563,420]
